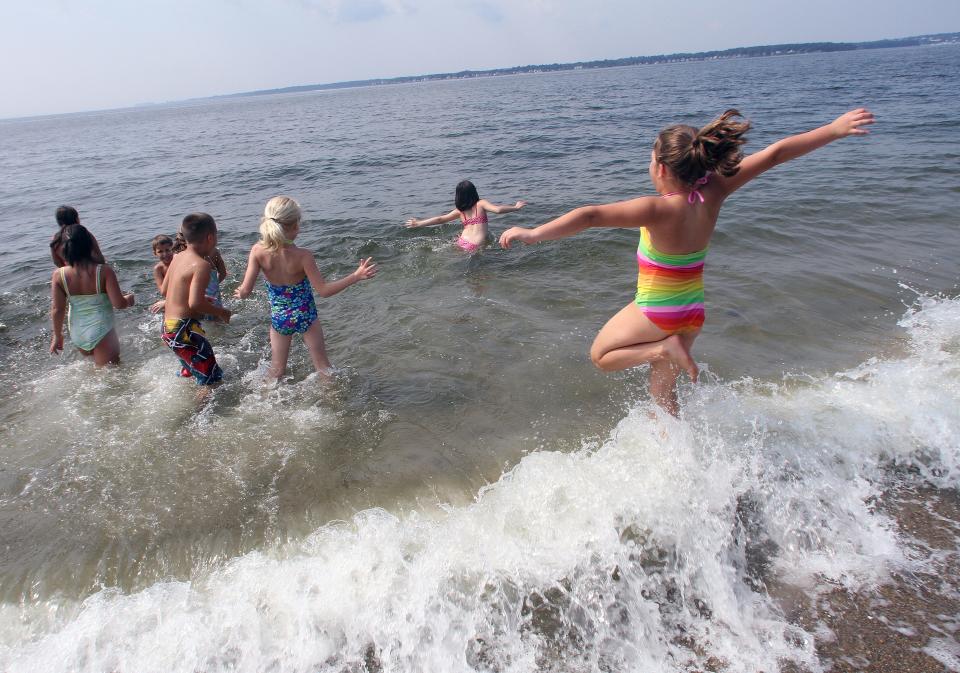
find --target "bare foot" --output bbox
[661,335,698,383]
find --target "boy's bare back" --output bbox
[164,249,219,321]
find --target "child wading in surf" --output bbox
[234,196,377,381]
[50,224,135,365]
[500,108,875,415]
[406,180,526,253]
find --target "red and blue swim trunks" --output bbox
[161,317,223,385]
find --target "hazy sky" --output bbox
[1,0,957,119]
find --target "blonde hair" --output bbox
[259,196,302,252]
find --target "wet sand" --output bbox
[779,486,960,673]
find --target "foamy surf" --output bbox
[1,295,958,673]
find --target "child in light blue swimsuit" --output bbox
[234,196,377,381]
[50,224,135,366]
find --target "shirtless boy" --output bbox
[160,213,231,385]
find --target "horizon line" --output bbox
[3,30,957,122]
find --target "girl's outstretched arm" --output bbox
[718,108,874,197]
[233,246,262,299]
[304,253,377,298]
[500,197,662,249]
[478,199,527,214]
[405,209,460,228]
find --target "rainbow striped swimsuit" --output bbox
[635,227,707,334]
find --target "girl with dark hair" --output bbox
[50,224,135,366]
[405,180,527,253]
[49,205,104,267]
[500,108,874,415]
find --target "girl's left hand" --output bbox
[514,201,527,209]
[404,218,419,228]
[50,333,63,354]
[353,257,378,280]
[830,108,875,138]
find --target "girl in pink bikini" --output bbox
[405,180,526,253]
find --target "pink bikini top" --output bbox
[460,206,488,227]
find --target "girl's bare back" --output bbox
[254,243,309,286]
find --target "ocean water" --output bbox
[0,44,958,671]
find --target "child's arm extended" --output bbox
[49,270,66,354]
[717,108,874,197]
[305,254,377,298]
[405,209,460,228]
[190,264,231,322]
[102,266,135,309]
[500,197,663,248]
[478,199,526,214]
[233,247,261,300]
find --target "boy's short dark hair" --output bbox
[181,213,217,243]
[151,234,173,252]
[55,206,80,227]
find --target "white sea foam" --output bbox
[1,296,958,672]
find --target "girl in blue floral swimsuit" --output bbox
[234,196,378,381]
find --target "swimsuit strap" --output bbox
[661,173,710,204]
[96,264,102,294]
[59,267,70,297]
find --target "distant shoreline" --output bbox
[4,32,957,121]
[217,32,960,100]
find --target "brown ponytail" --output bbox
[172,231,187,254]
[655,109,751,185]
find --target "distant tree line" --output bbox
[222,33,960,99]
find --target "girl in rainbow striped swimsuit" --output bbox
[500,108,874,415]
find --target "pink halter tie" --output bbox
[662,174,709,203]
[687,174,709,203]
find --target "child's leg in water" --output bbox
[90,329,121,366]
[590,303,699,413]
[302,320,333,379]
[268,328,294,380]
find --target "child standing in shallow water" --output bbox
[50,224,135,365]
[406,180,526,253]
[234,196,377,381]
[500,108,875,415]
[160,214,232,386]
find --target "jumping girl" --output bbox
[406,180,526,253]
[499,108,875,415]
[234,196,377,381]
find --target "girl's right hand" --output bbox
[353,257,378,281]
[499,227,537,249]
[50,333,63,355]
[404,218,419,228]
[830,108,875,138]
[514,200,527,209]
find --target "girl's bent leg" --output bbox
[92,329,121,366]
[590,303,698,380]
[302,321,333,378]
[268,328,294,380]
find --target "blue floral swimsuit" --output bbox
[265,277,318,335]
